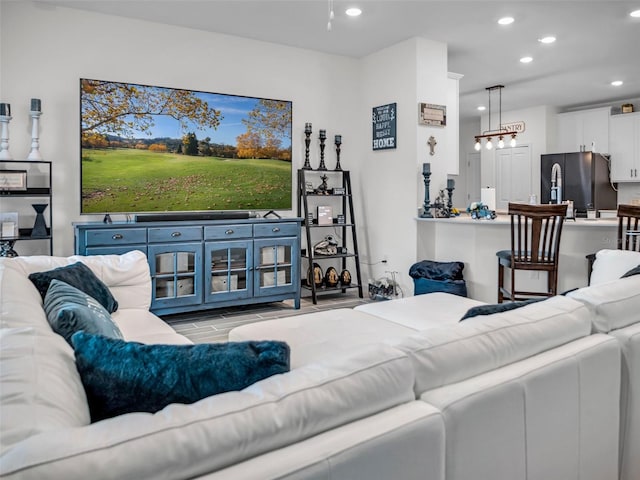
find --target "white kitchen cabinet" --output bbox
[556,107,610,154]
[610,112,640,182]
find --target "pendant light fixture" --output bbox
[474,85,517,151]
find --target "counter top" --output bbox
[416,214,618,227]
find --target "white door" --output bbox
[466,152,481,204]
[495,145,531,211]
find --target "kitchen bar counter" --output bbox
[416,214,618,303]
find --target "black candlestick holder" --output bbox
[317,130,327,171]
[446,186,454,217]
[420,170,434,218]
[334,136,342,171]
[303,125,312,170]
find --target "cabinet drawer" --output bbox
[84,228,147,247]
[205,224,252,240]
[254,222,299,238]
[148,226,202,243]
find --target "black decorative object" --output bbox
[334,134,342,171]
[0,240,18,257]
[325,266,339,287]
[446,178,455,216]
[307,263,324,287]
[303,123,312,170]
[31,204,48,237]
[317,129,327,171]
[340,269,352,286]
[316,174,329,194]
[420,163,433,218]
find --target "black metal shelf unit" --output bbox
[0,160,53,257]
[297,169,363,304]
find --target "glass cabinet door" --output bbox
[204,240,252,303]
[254,237,297,297]
[149,243,202,309]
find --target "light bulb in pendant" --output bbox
[486,138,493,150]
[498,136,505,148]
[510,134,517,147]
[474,138,481,151]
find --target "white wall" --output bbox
[1,2,451,299]
[359,37,448,295]
[0,1,360,256]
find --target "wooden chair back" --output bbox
[617,204,640,251]
[508,202,567,270]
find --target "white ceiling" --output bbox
[42,0,640,120]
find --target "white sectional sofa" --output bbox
[0,252,445,480]
[1,249,638,480]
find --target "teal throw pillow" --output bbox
[44,279,123,345]
[29,261,118,313]
[460,298,543,321]
[621,264,640,278]
[71,332,290,422]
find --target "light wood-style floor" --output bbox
[163,292,371,343]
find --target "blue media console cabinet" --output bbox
[74,218,302,315]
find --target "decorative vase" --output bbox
[31,204,48,237]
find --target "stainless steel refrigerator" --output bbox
[541,152,617,217]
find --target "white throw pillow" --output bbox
[590,249,640,286]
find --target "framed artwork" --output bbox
[372,103,397,150]
[0,170,27,191]
[419,103,446,127]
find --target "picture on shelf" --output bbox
[0,170,27,191]
[80,78,292,214]
[0,212,18,238]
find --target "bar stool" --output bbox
[497,202,567,303]
[586,204,640,282]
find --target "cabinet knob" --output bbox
[171,231,182,237]
[112,233,123,240]
[272,227,280,232]
[225,229,234,235]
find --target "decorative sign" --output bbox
[500,121,526,133]
[372,103,396,150]
[419,103,446,127]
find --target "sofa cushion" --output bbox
[355,292,485,330]
[72,332,291,421]
[389,295,592,395]
[229,308,417,367]
[567,275,640,333]
[44,280,123,345]
[5,251,152,311]
[0,260,51,332]
[460,298,543,321]
[0,344,415,480]
[590,249,640,286]
[0,327,90,454]
[29,262,118,313]
[112,308,193,345]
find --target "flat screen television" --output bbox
[80,78,292,215]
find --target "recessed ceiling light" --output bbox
[630,9,640,17]
[477,106,486,111]
[538,36,556,44]
[345,7,362,17]
[498,16,514,25]
[520,56,533,63]
[611,80,624,87]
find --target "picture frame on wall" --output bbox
[418,103,446,127]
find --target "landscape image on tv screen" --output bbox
[80,78,292,214]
